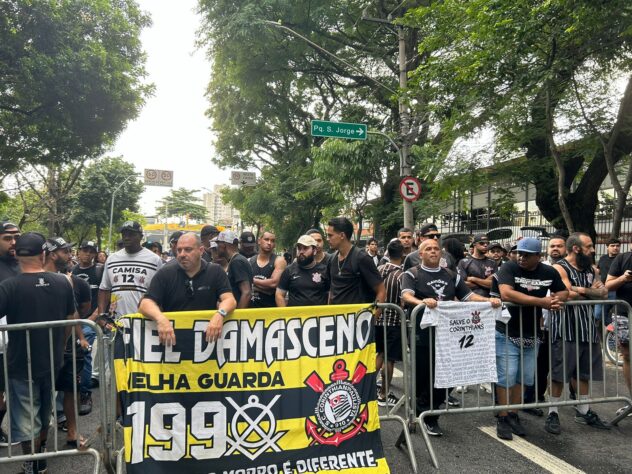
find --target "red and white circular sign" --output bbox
[399,176,422,202]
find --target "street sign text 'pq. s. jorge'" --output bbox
[311,120,367,140]
[144,169,173,187]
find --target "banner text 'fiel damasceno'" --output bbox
[114,304,390,474]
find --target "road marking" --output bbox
[478,426,585,474]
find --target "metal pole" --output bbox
[399,25,414,229]
[107,174,140,252]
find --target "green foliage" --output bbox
[0,0,152,173]
[157,188,208,221]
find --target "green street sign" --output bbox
[311,120,367,140]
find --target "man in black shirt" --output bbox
[495,238,568,440]
[276,235,330,307]
[595,238,620,324]
[401,238,500,436]
[140,232,236,346]
[200,225,220,262]
[216,231,253,309]
[0,221,20,446]
[239,231,257,258]
[457,234,497,297]
[403,222,445,270]
[250,231,286,308]
[326,217,385,306]
[1,233,76,471]
[306,228,331,266]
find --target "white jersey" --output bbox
[421,301,508,388]
[100,247,162,318]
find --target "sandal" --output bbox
[66,437,86,448]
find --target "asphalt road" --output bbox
[1,362,632,474]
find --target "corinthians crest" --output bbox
[304,359,368,447]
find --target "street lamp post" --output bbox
[108,173,141,251]
[262,20,415,229]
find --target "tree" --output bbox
[404,0,632,238]
[156,188,208,222]
[69,157,143,248]
[0,0,152,175]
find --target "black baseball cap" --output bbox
[15,232,46,257]
[45,237,74,252]
[0,221,19,235]
[240,231,256,244]
[472,233,489,244]
[419,223,438,236]
[79,240,98,251]
[169,231,184,243]
[488,241,503,251]
[200,225,219,237]
[120,221,143,234]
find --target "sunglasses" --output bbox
[185,280,194,298]
[423,234,441,239]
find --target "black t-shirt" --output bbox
[249,254,277,308]
[227,253,254,305]
[144,260,232,312]
[71,263,103,314]
[495,261,565,337]
[598,254,616,284]
[70,274,91,317]
[328,245,383,305]
[0,272,75,379]
[278,261,330,306]
[608,252,632,313]
[0,256,19,283]
[457,256,497,297]
[400,265,472,304]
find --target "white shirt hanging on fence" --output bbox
[421,301,509,388]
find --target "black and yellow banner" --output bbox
[114,304,390,474]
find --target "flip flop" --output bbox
[66,437,86,449]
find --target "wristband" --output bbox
[218,308,228,318]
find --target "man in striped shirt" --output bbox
[376,239,404,406]
[547,232,609,434]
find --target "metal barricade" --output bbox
[408,300,632,469]
[0,319,109,473]
[375,302,418,473]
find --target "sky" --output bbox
[112,0,229,215]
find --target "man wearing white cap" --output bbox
[216,230,253,308]
[276,235,330,307]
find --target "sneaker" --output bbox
[496,416,513,440]
[21,461,35,474]
[423,418,443,437]
[507,412,526,436]
[90,377,99,389]
[455,385,468,394]
[0,427,18,447]
[377,392,399,407]
[446,395,460,407]
[544,412,561,435]
[79,392,92,416]
[376,377,382,389]
[37,445,47,473]
[479,382,493,394]
[522,407,544,417]
[574,409,611,429]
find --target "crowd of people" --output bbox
[0,217,631,472]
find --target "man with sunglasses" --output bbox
[0,222,20,447]
[457,234,497,297]
[140,233,236,346]
[403,223,444,271]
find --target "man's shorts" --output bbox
[55,355,85,393]
[551,339,603,383]
[375,325,403,361]
[495,331,538,388]
[613,315,629,345]
[9,376,53,442]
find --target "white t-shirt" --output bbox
[100,247,162,318]
[421,301,509,388]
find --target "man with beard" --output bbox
[457,234,497,297]
[239,231,257,258]
[216,230,253,308]
[401,238,501,436]
[546,233,609,434]
[495,238,568,440]
[139,233,236,345]
[0,222,20,446]
[276,235,330,307]
[249,231,286,308]
[547,236,567,264]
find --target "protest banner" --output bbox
[114,304,390,474]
